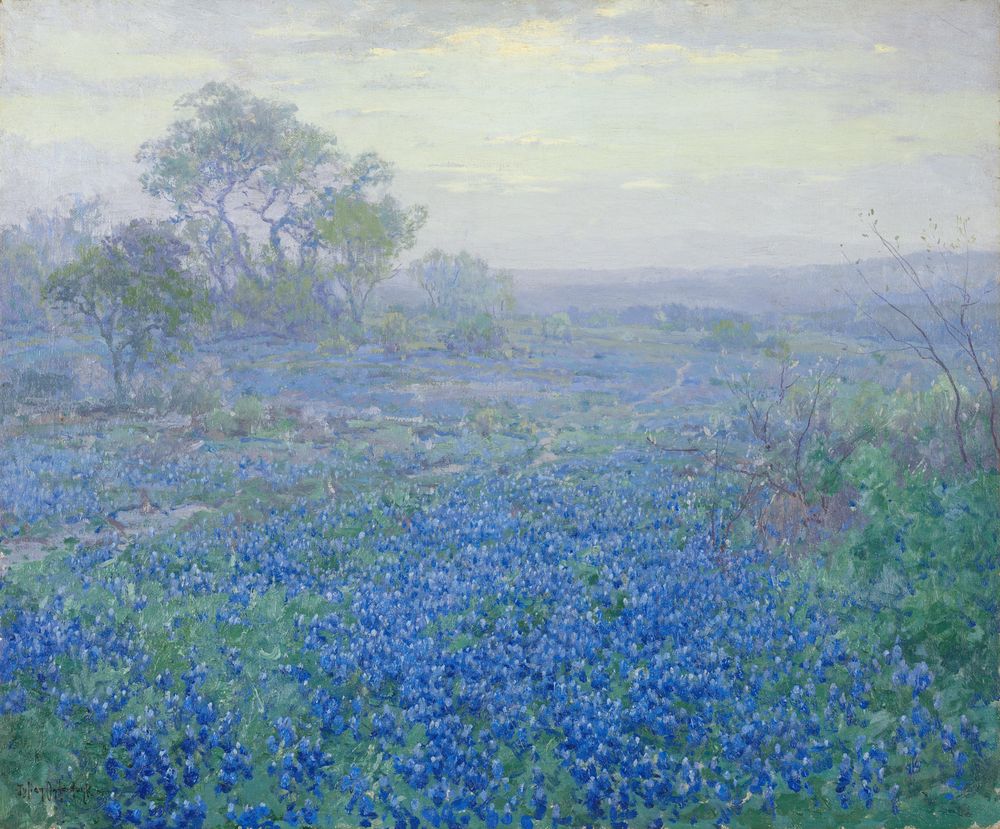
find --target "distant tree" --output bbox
[700,318,759,351]
[443,313,508,357]
[42,220,208,400]
[0,226,45,330]
[0,197,105,331]
[410,249,465,311]
[313,194,426,324]
[409,249,514,320]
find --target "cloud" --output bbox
[621,178,671,190]
[251,23,351,41]
[434,168,566,195]
[0,0,995,269]
[486,133,579,147]
[642,43,785,67]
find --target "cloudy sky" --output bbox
[0,0,996,269]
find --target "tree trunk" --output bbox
[348,292,363,325]
[941,370,971,470]
[109,347,127,403]
[216,188,258,285]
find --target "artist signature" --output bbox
[16,780,95,800]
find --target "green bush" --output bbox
[377,311,411,356]
[442,313,507,356]
[541,312,572,343]
[700,318,758,350]
[233,395,267,435]
[205,406,237,435]
[229,269,329,336]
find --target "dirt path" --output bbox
[638,360,693,406]
[531,433,559,467]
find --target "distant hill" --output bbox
[378,251,998,317]
[508,251,999,315]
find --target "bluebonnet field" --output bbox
[0,317,997,829]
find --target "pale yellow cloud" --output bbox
[0,0,995,267]
[438,19,567,59]
[575,57,630,74]
[643,43,785,67]
[589,36,633,46]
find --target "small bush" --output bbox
[130,374,169,412]
[233,395,267,435]
[443,313,507,356]
[168,357,230,416]
[377,311,411,356]
[541,312,572,343]
[700,318,759,350]
[205,406,237,436]
[70,356,112,396]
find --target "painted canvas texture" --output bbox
[0,2,998,828]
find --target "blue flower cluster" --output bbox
[0,435,343,534]
[0,458,993,828]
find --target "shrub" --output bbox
[700,318,759,350]
[205,406,237,436]
[541,312,572,343]
[442,313,507,356]
[377,311,411,356]
[233,395,267,435]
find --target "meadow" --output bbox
[1,313,997,829]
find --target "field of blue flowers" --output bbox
[1,328,997,829]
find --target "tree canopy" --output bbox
[409,249,514,321]
[43,220,208,399]
[138,82,425,326]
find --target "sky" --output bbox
[0,0,997,270]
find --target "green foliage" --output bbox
[541,312,572,342]
[377,311,411,355]
[837,449,999,680]
[467,401,533,438]
[205,406,237,436]
[314,195,427,324]
[233,395,267,435]
[229,264,330,336]
[443,313,508,357]
[42,220,209,400]
[701,318,759,350]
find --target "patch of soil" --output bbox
[0,503,215,573]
